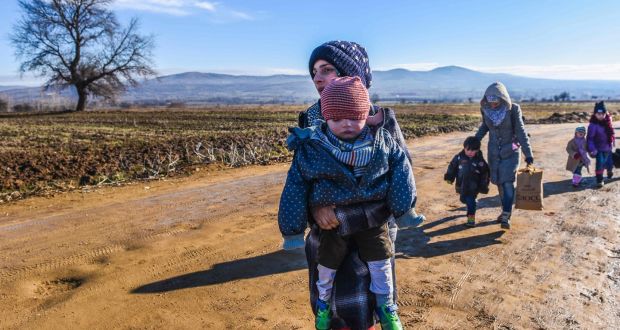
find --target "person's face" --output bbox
[489,100,501,109]
[464,147,478,158]
[327,118,366,140]
[595,112,606,120]
[575,131,585,138]
[312,59,339,94]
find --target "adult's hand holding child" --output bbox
[311,205,340,230]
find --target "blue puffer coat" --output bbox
[278,123,415,237]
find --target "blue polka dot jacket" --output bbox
[278,122,416,238]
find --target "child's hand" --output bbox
[590,150,598,157]
[445,179,452,185]
[365,110,384,126]
[282,234,305,250]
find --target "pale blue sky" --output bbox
[1,0,620,85]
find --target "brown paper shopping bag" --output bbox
[515,165,544,210]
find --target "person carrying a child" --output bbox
[302,40,426,231]
[294,40,422,330]
[587,101,615,188]
[278,76,414,330]
[565,126,591,187]
[444,136,490,227]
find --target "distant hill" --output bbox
[0,85,27,92]
[372,66,620,101]
[122,72,317,104]
[2,66,620,105]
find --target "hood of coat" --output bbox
[286,125,320,151]
[481,81,512,110]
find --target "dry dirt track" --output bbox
[1,123,619,329]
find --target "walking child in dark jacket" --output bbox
[444,136,490,227]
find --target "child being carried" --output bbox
[278,76,414,330]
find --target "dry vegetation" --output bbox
[0,105,481,202]
[0,108,289,201]
[2,102,616,202]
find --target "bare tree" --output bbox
[11,0,155,111]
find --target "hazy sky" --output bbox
[1,0,620,85]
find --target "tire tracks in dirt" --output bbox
[3,124,619,329]
[0,202,269,284]
[0,226,192,281]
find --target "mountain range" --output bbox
[1,66,620,105]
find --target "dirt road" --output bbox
[1,123,619,329]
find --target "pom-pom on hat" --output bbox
[320,76,370,121]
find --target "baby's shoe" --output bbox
[315,299,332,330]
[375,303,403,330]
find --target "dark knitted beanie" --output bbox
[594,101,607,113]
[320,77,370,121]
[309,41,372,88]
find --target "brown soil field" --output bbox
[2,103,615,204]
[0,107,478,202]
[1,123,619,329]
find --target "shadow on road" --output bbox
[131,249,306,294]
[397,213,506,259]
[396,227,505,259]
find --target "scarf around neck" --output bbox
[483,104,509,127]
[315,125,374,177]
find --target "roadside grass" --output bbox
[3,101,615,202]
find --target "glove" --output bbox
[573,153,581,160]
[525,157,534,165]
[445,179,453,185]
[395,209,425,228]
[590,150,598,157]
[282,234,305,250]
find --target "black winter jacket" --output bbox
[444,150,490,197]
